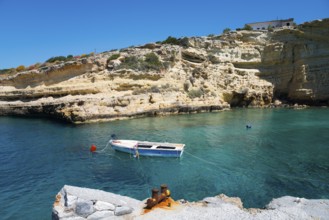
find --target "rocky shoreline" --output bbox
[52,185,329,220]
[1,19,328,124]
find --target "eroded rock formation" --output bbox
[0,19,328,123]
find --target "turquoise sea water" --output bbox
[1,108,329,219]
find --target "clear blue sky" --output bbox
[0,0,328,69]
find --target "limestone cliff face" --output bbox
[0,19,328,123]
[258,19,329,104]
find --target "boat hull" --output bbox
[110,140,184,157]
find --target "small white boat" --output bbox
[110,139,185,157]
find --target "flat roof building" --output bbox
[246,18,294,30]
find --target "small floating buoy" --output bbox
[90,144,97,152]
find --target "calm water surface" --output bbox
[1,108,329,219]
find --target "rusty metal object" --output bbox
[158,184,170,203]
[145,188,159,209]
[145,184,173,209]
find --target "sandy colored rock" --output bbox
[1,19,329,123]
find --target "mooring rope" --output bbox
[95,139,152,196]
[136,158,152,198]
[97,140,328,186]
[184,150,219,167]
[183,149,328,185]
[98,139,112,152]
[96,139,133,161]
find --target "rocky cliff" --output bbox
[0,19,328,123]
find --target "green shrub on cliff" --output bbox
[116,53,163,72]
[267,25,274,31]
[0,69,7,74]
[161,36,189,47]
[46,56,67,63]
[46,54,80,63]
[144,53,159,64]
[143,53,163,71]
[0,68,15,74]
[243,24,253,31]
[117,56,141,70]
[108,53,120,61]
[188,88,204,99]
[162,36,180,45]
[223,28,231,34]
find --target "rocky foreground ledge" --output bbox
[52,185,329,220]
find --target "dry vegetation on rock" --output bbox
[1,19,328,123]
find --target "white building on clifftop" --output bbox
[246,18,294,30]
